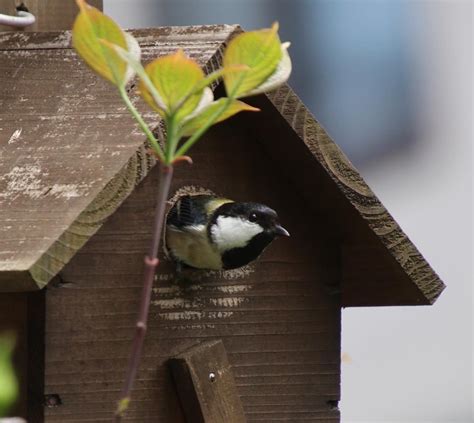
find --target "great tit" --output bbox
[165,195,290,270]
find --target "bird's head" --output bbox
[209,202,290,254]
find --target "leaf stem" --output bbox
[175,96,233,157]
[115,163,174,421]
[119,86,165,162]
[165,114,179,163]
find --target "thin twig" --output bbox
[115,163,174,421]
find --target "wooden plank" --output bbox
[169,340,246,423]
[0,25,238,292]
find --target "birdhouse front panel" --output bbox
[43,114,342,422]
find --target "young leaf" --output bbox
[242,42,292,96]
[180,98,259,137]
[223,23,282,98]
[139,50,206,120]
[72,0,140,87]
[100,39,167,111]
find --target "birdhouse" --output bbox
[0,26,445,422]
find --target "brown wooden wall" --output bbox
[42,109,342,422]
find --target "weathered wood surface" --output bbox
[0,26,238,291]
[43,116,342,422]
[248,89,445,306]
[170,340,247,423]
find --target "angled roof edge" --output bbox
[265,86,445,305]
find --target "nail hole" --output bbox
[208,372,216,383]
[44,394,62,408]
[326,399,339,410]
[16,3,29,12]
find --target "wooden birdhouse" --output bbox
[0,25,445,422]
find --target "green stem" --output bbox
[174,72,246,158]
[119,86,165,162]
[165,115,180,163]
[175,96,233,157]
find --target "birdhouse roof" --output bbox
[0,26,444,306]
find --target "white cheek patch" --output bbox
[211,216,264,252]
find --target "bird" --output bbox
[165,195,290,270]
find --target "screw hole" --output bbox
[44,394,62,408]
[16,2,29,12]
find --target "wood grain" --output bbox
[0,25,239,291]
[42,113,341,422]
[169,340,247,423]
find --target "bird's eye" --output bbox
[249,213,258,222]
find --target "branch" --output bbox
[115,163,174,421]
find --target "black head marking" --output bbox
[211,202,279,233]
[221,232,274,269]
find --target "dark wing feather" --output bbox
[167,195,214,229]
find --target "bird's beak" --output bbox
[274,224,290,237]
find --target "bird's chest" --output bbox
[166,225,222,270]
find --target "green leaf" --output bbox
[100,40,167,111]
[244,42,292,96]
[0,334,18,417]
[223,23,283,98]
[180,98,259,136]
[72,0,140,87]
[139,50,206,120]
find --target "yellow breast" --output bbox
[166,225,223,270]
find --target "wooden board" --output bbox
[0,25,238,291]
[169,340,246,423]
[42,113,342,422]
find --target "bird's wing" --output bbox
[167,195,233,231]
